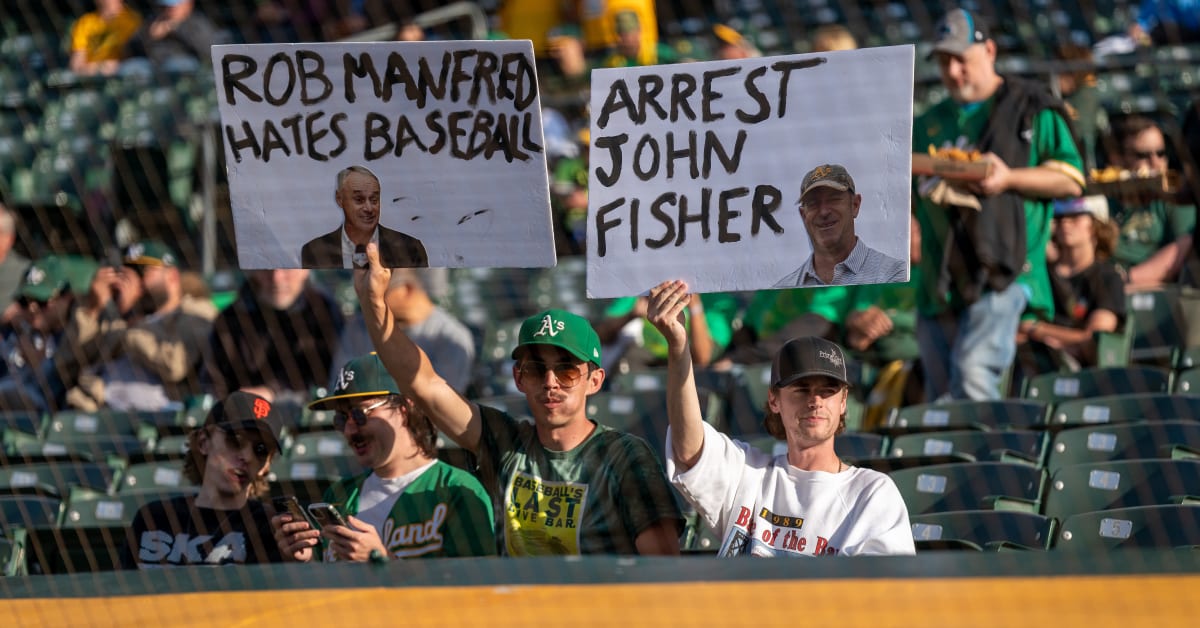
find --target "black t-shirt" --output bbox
[1050,259,1127,328]
[124,495,282,568]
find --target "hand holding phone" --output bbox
[272,495,317,528]
[307,502,351,529]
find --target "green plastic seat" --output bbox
[60,487,194,528]
[1055,504,1200,550]
[1022,366,1172,402]
[287,431,349,460]
[1046,420,1200,474]
[117,459,187,494]
[1126,288,1188,366]
[886,399,1049,432]
[0,461,114,497]
[1046,393,1200,427]
[889,430,1046,466]
[22,525,133,575]
[888,462,1047,515]
[1043,459,1200,520]
[0,494,61,532]
[911,510,1057,550]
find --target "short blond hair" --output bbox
[811,24,857,52]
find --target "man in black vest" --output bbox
[913,9,1085,400]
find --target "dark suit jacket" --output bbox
[301,225,429,268]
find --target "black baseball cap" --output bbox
[205,391,286,453]
[771,337,850,388]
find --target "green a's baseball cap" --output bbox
[124,241,177,267]
[308,352,401,410]
[512,309,602,366]
[19,257,70,301]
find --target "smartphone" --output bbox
[307,502,350,529]
[272,495,317,528]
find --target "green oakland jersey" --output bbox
[476,405,684,556]
[321,460,496,559]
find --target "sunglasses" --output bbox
[1131,149,1167,160]
[518,360,587,388]
[333,398,390,431]
[221,429,271,459]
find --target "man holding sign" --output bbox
[774,164,906,287]
[353,243,684,555]
[301,165,428,269]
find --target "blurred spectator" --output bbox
[395,19,424,42]
[123,391,286,568]
[0,256,94,411]
[1054,43,1101,171]
[333,269,475,394]
[327,0,369,40]
[0,204,30,317]
[68,0,143,76]
[913,9,1084,401]
[810,24,858,52]
[58,242,217,412]
[595,291,737,370]
[549,6,674,82]
[126,0,216,70]
[713,23,760,60]
[204,269,344,402]
[549,128,589,255]
[576,0,660,64]
[1016,196,1125,376]
[272,353,496,562]
[1129,0,1200,45]
[1102,116,1196,284]
[252,0,332,43]
[498,0,572,55]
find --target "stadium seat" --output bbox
[475,394,533,421]
[117,459,187,494]
[835,432,887,461]
[0,411,44,437]
[23,525,133,574]
[1021,366,1172,402]
[1125,288,1187,366]
[888,430,1046,466]
[586,390,671,461]
[1046,420,1200,474]
[0,530,25,576]
[1055,504,1200,550]
[0,461,115,497]
[885,399,1049,432]
[911,510,1057,550]
[1045,393,1200,427]
[0,493,61,533]
[270,455,364,483]
[888,462,1047,515]
[287,431,349,459]
[1042,459,1200,520]
[45,409,180,439]
[5,431,146,461]
[60,487,194,528]
[1174,368,1200,394]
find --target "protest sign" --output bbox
[211,40,556,269]
[586,45,914,297]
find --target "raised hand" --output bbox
[646,280,690,354]
[353,242,395,343]
[270,512,320,562]
[322,515,388,562]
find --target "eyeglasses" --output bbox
[333,398,391,431]
[518,360,587,388]
[221,429,271,459]
[1131,149,1167,160]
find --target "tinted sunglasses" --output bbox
[518,360,587,388]
[333,397,390,431]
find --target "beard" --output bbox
[136,284,170,314]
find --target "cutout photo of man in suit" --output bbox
[301,165,429,269]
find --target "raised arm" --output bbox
[354,243,481,451]
[646,280,705,470]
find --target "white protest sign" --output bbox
[586,45,914,297]
[211,41,556,269]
